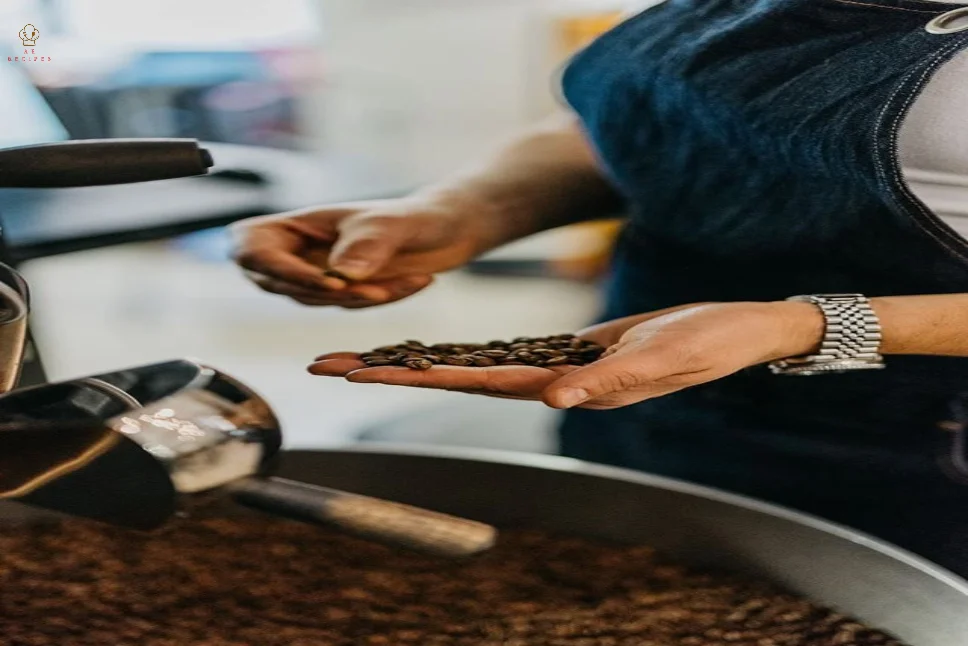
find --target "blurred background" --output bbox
[0,0,631,453]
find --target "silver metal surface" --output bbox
[1,444,966,640]
[269,445,968,646]
[770,294,885,375]
[0,264,28,393]
[926,8,968,34]
[0,361,498,557]
[0,360,281,529]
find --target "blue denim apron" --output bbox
[559,0,968,575]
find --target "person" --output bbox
[231,0,968,575]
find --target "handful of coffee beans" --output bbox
[361,334,607,371]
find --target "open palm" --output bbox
[307,308,697,407]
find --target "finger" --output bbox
[248,273,368,305]
[576,383,684,411]
[313,352,361,362]
[233,228,331,290]
[342,365,567,399]
[329,218,411,281]
[343,275,434,302]
[542,350,675,409]
[307,358,367,376]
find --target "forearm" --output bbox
[777,294,968,359]
[412,113,625,253]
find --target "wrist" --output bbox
[764,300,826,362]
[410,186,525,257]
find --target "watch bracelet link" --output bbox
[768,294,885,376]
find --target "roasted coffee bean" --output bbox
[359,335,607,371]
[402,359,434,371]
[545,356,571,366]
[0,521,906,646]
[443,356,474,367]
[362,359,394,367]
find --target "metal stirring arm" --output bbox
[0,360,498,558]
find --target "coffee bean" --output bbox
[358,335,607,371]
[402,358,434,371]
[363,359,394,367]
[443,356,474,367]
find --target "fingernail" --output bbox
[332,260,372,279]
[556,388,590,409]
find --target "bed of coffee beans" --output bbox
[360,334,607,371]
[0,516,904,646]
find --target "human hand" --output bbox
[308,301,824,409]
[230,195,490,309]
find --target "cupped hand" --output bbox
[308,301,824,409]
[229,196,488,309]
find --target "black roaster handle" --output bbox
[0,139,214,188]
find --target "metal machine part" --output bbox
[273,446,968,646]
[0,139,214,188]
[0,137,493,558]
[0,264,28,393]
[0,361,495,557]
[0,137,214,388]
[1,446,964,643]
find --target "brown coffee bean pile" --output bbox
[361,335,607,371]
[0,517,904,646]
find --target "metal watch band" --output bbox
[768,294,885,376]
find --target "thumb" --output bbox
[329,217,410,280]
[543,351,661,409]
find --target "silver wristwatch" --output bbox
[768,294,886,376]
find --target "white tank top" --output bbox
[622,0,968,240]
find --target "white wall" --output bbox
[307,0,625,184]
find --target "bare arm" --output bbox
[414,113,625,255]
[232,112,623,307]
[312,294,968,410]
[782,294,968,358]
